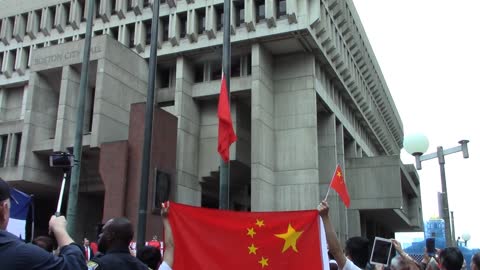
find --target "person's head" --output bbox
[83,237,90,246]
[0,178,12,230]
[136,245,161,269]
[98,217,133,253]
[391,255,410,270]
[32,236,55,252]
[345,237,370,269]
[470,253,480,270]
[438,247,464,270]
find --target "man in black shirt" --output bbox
[88,217,149,270]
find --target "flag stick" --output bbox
[323,165,338,201]
[137,0,160,248]
[55,172,68,216]
[219,0,232,210]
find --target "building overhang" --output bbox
[346,155,423,232]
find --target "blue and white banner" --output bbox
[7,188,32,240]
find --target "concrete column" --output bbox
[273,52,318,211]
[317,113,341,229]
[54,66,80,151]
[250,44,275,211]
[345,140,357,158]
[347,209,362,237]
[174,56,201,205]
[20,72,61,185]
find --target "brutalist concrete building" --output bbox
[0,0,423,242]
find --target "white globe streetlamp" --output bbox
[403,134,469,247]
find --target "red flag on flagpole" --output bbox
[217,74,237,162]
[330,165,351,208]
[167,202,325,270]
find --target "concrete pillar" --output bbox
[250,44,275,211]
[273,52,318,211]
[317,113,341,229]
[174,56,201,205]
[347,209,362,237]
[20,72,61,185]
[54,66,80,151]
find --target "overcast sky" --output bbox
[352,0,480,248]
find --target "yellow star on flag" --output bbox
[256,219,265,227]
[337,171,342,177]
[247,227,256,238]
[258,257,269,268]
[274,223,304,253]
[248,244,258,254]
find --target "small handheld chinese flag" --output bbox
[217,74,237,162]
[167,202,326,270]
[329,165,351,208]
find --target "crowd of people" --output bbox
[1,177,479,270]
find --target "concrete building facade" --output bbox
[0,0,423,242]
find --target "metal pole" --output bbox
[450,211,456,247]
[437,146,453,247]
[219,0,232,210]
[66,0,94,238]
[136,0,160,248]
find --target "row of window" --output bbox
[158,54,251,88]
[0,0,288,47]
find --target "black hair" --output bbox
[345,236,370,269]
[472,253,480,270]
[439,247,464,270]
[137,246,161,269]
[32,236,56,252]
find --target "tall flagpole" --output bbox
[137,0,160,248]
[219,0,232,210]
[66,0,94,238]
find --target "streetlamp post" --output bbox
[403,134,469,247]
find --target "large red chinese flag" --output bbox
[168,202,325,270]
[330,165,351,208]
[217,74,237,162]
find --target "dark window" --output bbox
[178,13,187,38]
[194,63,204,83]
[246,53,252,75]
[127,0,133,11]
[234,1,245,26]
[277,0,287,17]
[127,23,135,47]
[95,0,101,18]
[49,6,56,28]
[197,8,206,34]
[231,56,241,77]
[161,16,169,41]
[63,3,71,23]
[109,27,119,40]
[159,68,171,88]
[215,5,224,31]
[13,133,22,166]
[210,60,222,81]
[0,135,7,167]
[256,0,265,22]
[87,88,95,132]
[94,29,102,36]
[64,36,73,42]
[145,20,152,45]
[144,0,150,8]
